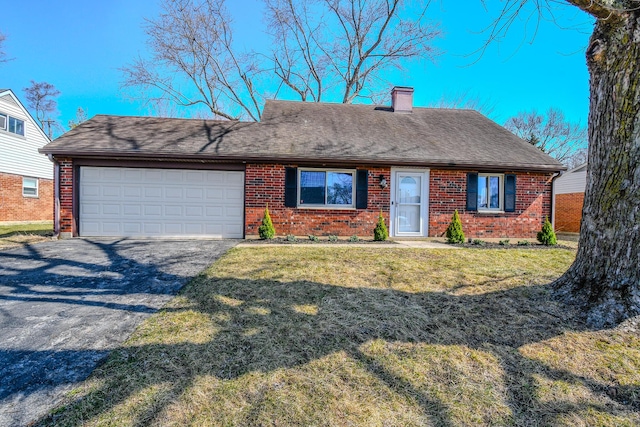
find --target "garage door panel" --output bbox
[80,167,244,238]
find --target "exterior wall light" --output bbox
[379,175,388,188]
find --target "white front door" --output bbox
[391,169,429,237]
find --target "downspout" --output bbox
[47,154,60,238]
[550,172,561,230]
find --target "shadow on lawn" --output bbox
[36,274,638,426]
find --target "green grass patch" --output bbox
[38,247,640,426]
[0,221,53,248]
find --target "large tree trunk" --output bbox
[553,11,640,328]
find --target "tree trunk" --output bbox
[553,12,640,328]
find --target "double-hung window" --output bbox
[298,169,355,208]
[467,172,516,213]
[478,173,503,211]
[23,177,38,197]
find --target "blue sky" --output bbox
[1,0,594,133]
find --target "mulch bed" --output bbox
[247,237,397,244]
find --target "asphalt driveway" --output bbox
[0,238,238,427]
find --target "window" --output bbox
[8,116,25,136]
[0,112,25,136]
[23,177,38,197]
[478,174,503,211]
[466,172,516,213]
[298,169,355,207]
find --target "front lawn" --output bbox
[0,221,53,248]
[40,247,639,426]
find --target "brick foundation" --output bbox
[245,164,390,237]
[0,172,53,222]
[554,192,584,233]
[429,170,553,238]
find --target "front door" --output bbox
[393,171,427,236]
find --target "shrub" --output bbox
[472,239,486,246]
[258,206,276,239]
[499,239,510,246]
[517,240,531,246]
[537,217,557,246]
[445,210,465,244]
[373,212,388,241]
[286,234,297,242]
[349,235,359,242]
[308,235,319,242]
[328,235,339,242]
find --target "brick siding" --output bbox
[245,164,390,237]
[0,172,53,222]
[429,170,554,238]
[58,158,75,235]
[554,192,584,233]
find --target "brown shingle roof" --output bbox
[40,100,564,172]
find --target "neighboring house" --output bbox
[553,163,587,233]
[40,87,564,239]
[0,89,53,223]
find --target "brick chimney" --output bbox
[391,86,414,113]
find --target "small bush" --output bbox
[499,239,510,246]
[537,217,557,246]
[445,210,465,244]
[286,234,297,242]
[349,235,359,242]
[517,240,531,246]
[258,206,276,239]
[308,235,319,242]
[373,212,388,241]
[328,235,339,242]
[472,239,486,246]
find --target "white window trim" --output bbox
[478,173,504,212]
[0,111,25,137]
[22,177,39,198]
[297,168,356,209]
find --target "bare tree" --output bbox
[428,90,497,118]
[487,1,640,327]
[23,81,61,138]
[265,0,440,103]
[504,108,587,166]
[68,107,88,129]
[121,0,263,121]
[0,31,9,63]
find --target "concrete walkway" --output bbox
[0,238,238,427]
[237,239,459,249]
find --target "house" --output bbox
[553,162,587,233]
[0,89,53,223]
[39,87,564,239]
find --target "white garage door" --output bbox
[79,167,244,238]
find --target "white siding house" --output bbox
[0,89,52,179]
[555,163,587,195]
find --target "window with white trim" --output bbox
[0,112,25,136]
[22,177,38,197]
[478,173,503,211]
[298,169,355,208]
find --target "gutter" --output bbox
[550,171,561,230]
[47,154,60,238]
[37,150,567,174]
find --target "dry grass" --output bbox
[39,247,640,426]
[0,221,53,249]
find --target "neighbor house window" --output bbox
[0,112,25,136]
[23,177,38,197]
[298,169,355,208]
[478,173,503,211]
[9,117,25,136]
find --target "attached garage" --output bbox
[79,166,244,238]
